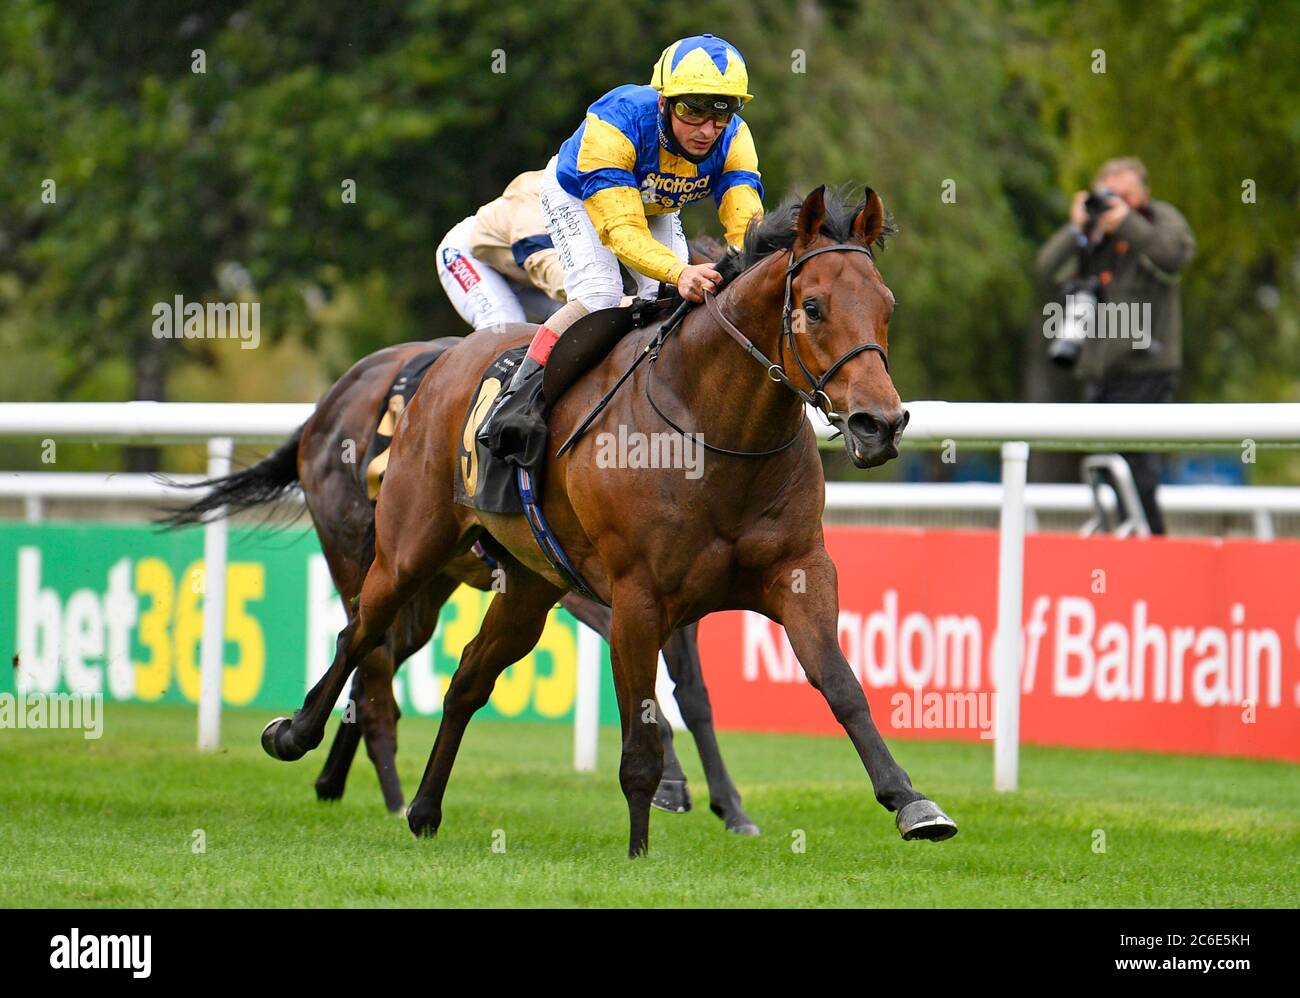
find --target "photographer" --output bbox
[1036,157,1196,534]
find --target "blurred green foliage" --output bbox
[0,0,1296,477]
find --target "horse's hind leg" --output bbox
[356,574,463,814]
[263,510,460,764]
[315,670,365,802]
[357,642,404,812]
[314,647,405,809]
[661,622,759,835]
[406,566,563,839]
[306,513,370,798]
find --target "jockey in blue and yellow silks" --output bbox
[480,33,765,462]
[554,55,763,289]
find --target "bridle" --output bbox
[646,242,891,458]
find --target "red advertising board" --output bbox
[697,528,1300,762]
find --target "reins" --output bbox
[557,242,891,460]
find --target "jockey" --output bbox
[436,170,568,329]
[480,33,765,460]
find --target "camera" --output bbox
[1083,187,1117,229]
[1048,275,1102,368]
[1047,189,1119,369]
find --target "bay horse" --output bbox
[166,340,758,832]
[261,186,958,856]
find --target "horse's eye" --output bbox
[802,301,821,322]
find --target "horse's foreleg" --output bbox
[650,712,691,813]
[764,551,957,842]
[406,567,563,839]
[561,594,693,817]
[662,622,759,835]
[608,584,669,858]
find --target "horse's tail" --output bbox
[158,424,304,528]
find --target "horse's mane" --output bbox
[715,187,896,287]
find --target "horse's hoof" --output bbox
[314,780,344,802]
[260,717,300,761]
[651,779,692,814]
[896,799,958,842]
[711,800,758,835]
[406,803,441,839]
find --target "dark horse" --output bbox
[261,187,957,856]
[166,341,759,832]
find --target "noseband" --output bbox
[647,242,891,458]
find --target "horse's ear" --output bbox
[794,185,828,253]
[852,187,885,246]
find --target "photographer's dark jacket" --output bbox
[1036,200,1196,380]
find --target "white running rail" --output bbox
[2,400,1298,785]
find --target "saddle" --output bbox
[452,294,681,515]
[541,294,677,403]
[364,298,678,605]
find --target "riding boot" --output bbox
[477,352,547,461]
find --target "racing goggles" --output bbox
[671,96,742,126]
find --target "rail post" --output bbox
[995,441,1029,791]
[574,622,601,771]
[198,436,232,752]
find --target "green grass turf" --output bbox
[1,703,1296,907]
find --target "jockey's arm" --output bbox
[714,120,764,248]
[574,114,688,287]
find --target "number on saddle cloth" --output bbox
[452,345,532,515]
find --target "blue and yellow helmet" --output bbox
[650,34,753,103]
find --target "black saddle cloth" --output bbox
[362,345,453,501]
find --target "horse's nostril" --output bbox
[847,411,882,440]
[848,409,907,441]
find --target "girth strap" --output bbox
[515,467,606,605]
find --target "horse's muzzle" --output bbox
[838,407,909,468]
